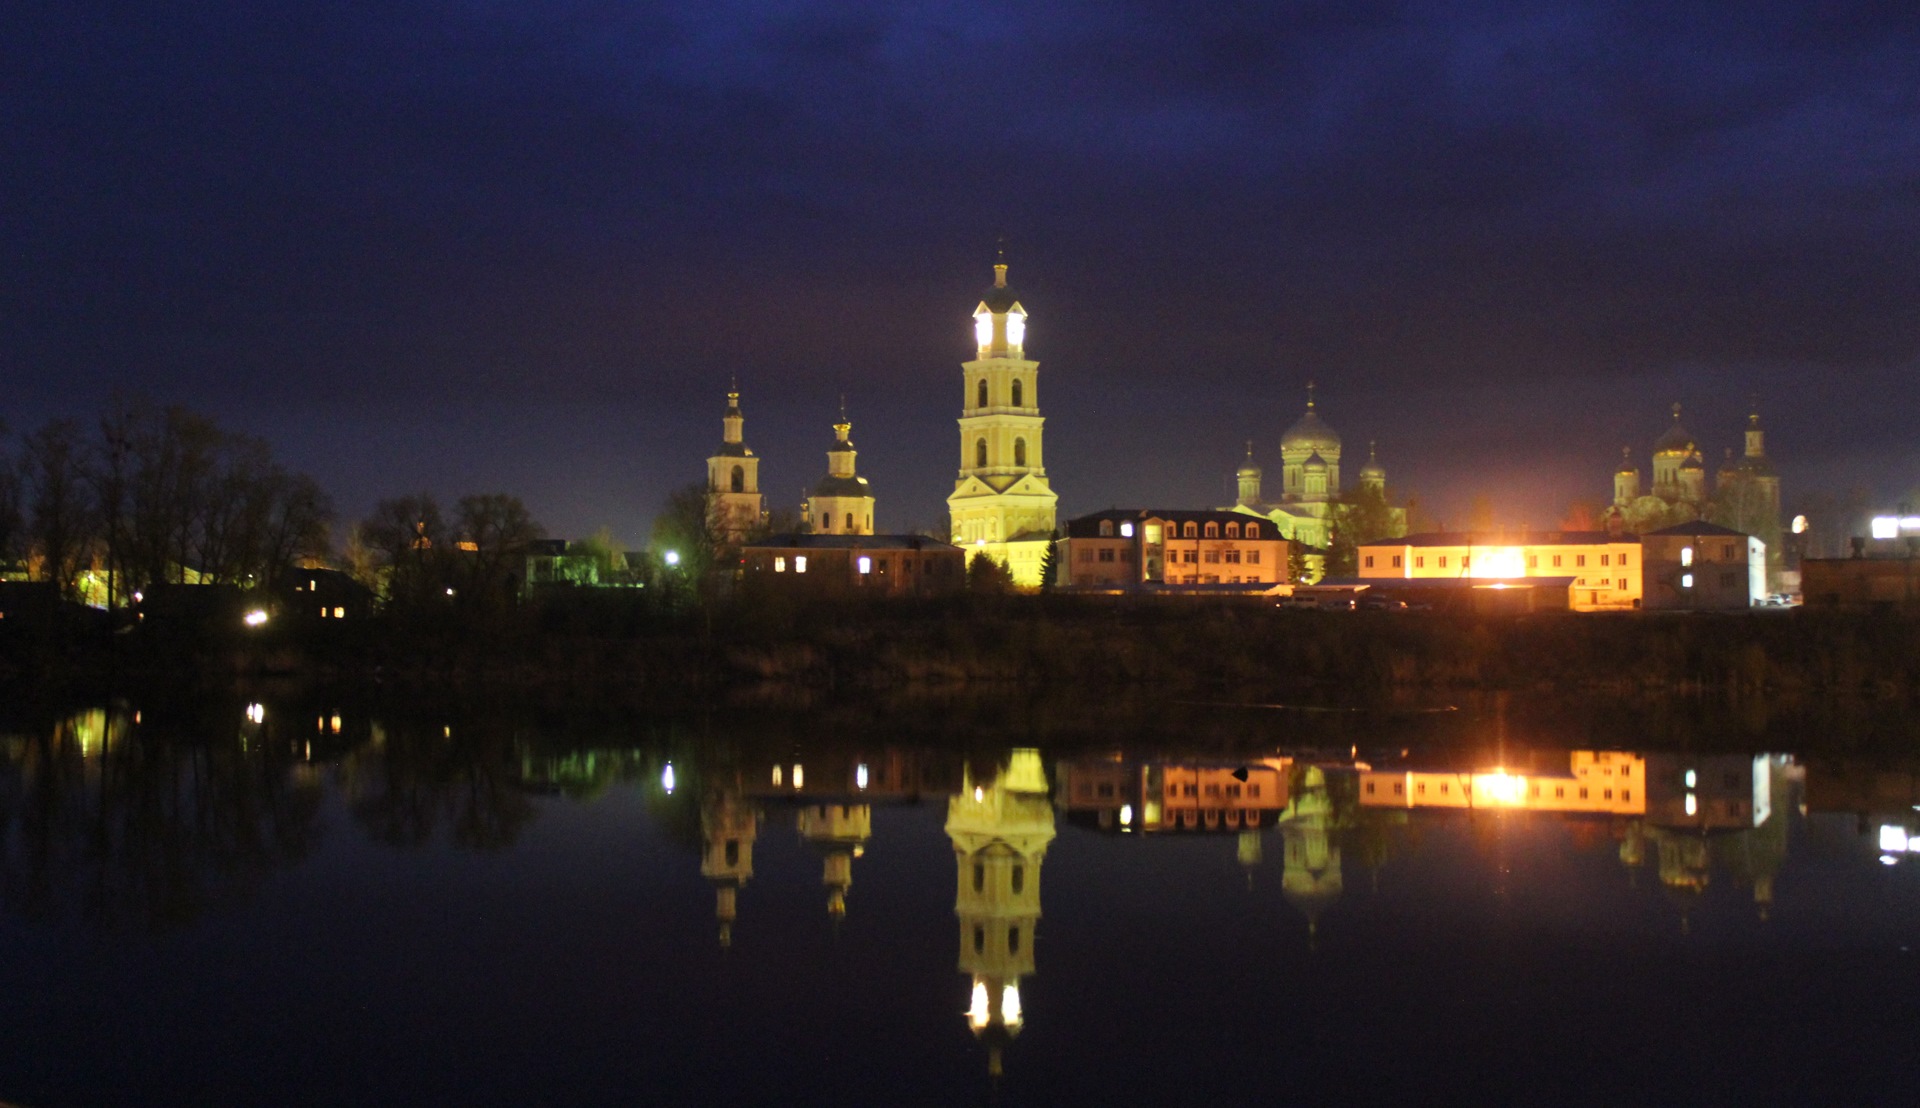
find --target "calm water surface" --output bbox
[2,697,1919,1106]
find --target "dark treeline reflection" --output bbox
[4,692,1919,946]
[0,706,322,928]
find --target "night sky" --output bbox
[6,1,1918,544]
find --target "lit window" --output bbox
[1681,573,1693,588]
[858,556,872,574]
[775,556,787,572]
[333,607,344,618]
[1681,546,1693,567]
[1100,520,1113,537]
[1120,521,1134,538]
[795,556,808,573]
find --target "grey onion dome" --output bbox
[1616,447,1638,475]
[1680,451,1704,471]
[1236,443,1262,478]
[1304,452,1329,473]
[1358,441,1385,481]
[1282,407,1341,456]
[1653,403,1695,455]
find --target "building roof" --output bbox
[745,533,960,552]
[812,474,871,498]
[1359,531,1636,548]
[1064,508,1281,539]
[1643,520,1753,538]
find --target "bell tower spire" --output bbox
[706,380,763,544]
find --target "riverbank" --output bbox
[5,596,1920,703]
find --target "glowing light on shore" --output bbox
[1471,547,1526,578]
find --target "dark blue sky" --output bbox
[5,0,1917,542]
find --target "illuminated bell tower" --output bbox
[946,256,1059,586]
[706,383,764,544]
[806,405,875,536]
[947,749,1056,1080]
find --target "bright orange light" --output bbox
[1472,547,1527,578]
[1472,771,1528,806]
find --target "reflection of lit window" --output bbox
[774,556,786,572]
[1681,573,1693,588]
[1880,825,1910,852]
[772,765,783,786]
[1680,546,1694,566]
[792,764,804,789]
[794,556,807,573]
[856,764,869,789]
[969,981,990,1028]
[1685,793,1697,816]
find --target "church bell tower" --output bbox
[946,255,1059,585]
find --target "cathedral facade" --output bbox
[946,260,1059,587]
[1604,403,1782,578]
[1223,385,1405,562]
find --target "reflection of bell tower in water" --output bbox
[701,790,758,948]
[799,803,872,920]
[946,749,1056,1079]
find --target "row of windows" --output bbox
[771,555,956,576]
[976,378,1026,408]
[1371,550,1635,570]
[1078,547,1139,563]
[1364,778,1634,803]
[809,511,873,532]
[1168,549,1262,565]
[1098,519,1262,539]
[1166,782,1262,799]
[1163,574,1266,584]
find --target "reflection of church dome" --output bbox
[1680,452,1704,473]
[1283,404,1341,457]
[1616,447,1638,477]
[1653,404,1695,456]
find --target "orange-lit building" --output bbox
[1357,531,1644,611]
[1058,509,1291,591]
[1359,750,1648,814]
[1054,756,1290,832]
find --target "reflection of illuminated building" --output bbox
[700,791,758,948]
[1804,758,1920,866]
[1624,755,1791,925]
[1280,766,1342,940]
[798,803,871,919]
[947,749,1055,1079]
[1054,757,1289,832]
[1359,751,1646,814]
